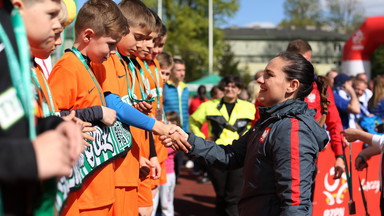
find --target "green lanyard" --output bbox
[70,47,106,106]
[0,8,36,139]
[31,67,55,117]
[118,53,154,103]
[116,52,135,103]
[136,59,153,100]
[143,61,161,108]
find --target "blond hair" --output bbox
[58,0,69,26]
[75,0,129,39]
[247,80,260,104]
[369,76,384,110]
[21,0,59,7]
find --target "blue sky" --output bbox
[222,0,285,28]
[76,0,384,28]
[222,0,384,28]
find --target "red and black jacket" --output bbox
[187,99,328,215]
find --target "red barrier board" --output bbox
[313,141,381,216]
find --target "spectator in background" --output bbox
[247,80,260,104]
[353,78,371,119]
[250,71,264,123]
[210,85,224,99]
[237,89,249,101]
[253,70,263,80]
[163,58,189,131]
[368,76,384,119]
[189,85,208,115]
[355,78,371,107]
[163,58,189,184]
[189,75,255,216]
[333,73,361,129]
[326,70,338,89]
[356,72,373,105]
[157,52,174,84]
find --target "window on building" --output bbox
[334,43,341,53]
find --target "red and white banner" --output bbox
[342,16,384,77]
[313,141,381,216]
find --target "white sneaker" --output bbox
[185,160,194,169]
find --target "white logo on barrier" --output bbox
[323,167,348,206]
[352,30,364,50]
[321,166,380,216]
[321,167,348,215]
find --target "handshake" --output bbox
[152,121,191,153]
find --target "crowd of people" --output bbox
[2,0,384,215]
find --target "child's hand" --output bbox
[149,157,161,180]
[101,106,117,126]
[62,110,95,146]
[134,94,153,115]
[139,156,154,179]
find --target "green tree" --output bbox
[371,45,384,79]
[240,64,252,86]
[217,44,239,77]
[143,0,239,82]
[279,0,322,28]
[325,0,365,33]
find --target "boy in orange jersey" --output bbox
[92,1,189,216]
[127,5,164,216]
[113,1,159,216]
[93,1,156,215]
[48,0,129,215]
[142,16,170,215]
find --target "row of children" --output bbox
[0,0,190,215]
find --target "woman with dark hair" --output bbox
[163,52,329,215]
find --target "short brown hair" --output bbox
[148,8,162,33]
[158,23,167,39]
[165,111,180,127]
[118,0,155,31]
[75,0,129,39]
[286,39,312,54]
[157,52,173,69]
[173,58,184,66]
